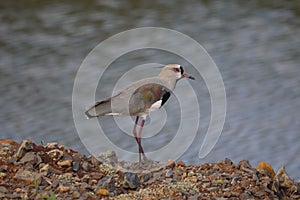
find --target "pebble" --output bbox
[0,186,8,193]
[165,169,173,178]
[72,160,80,172]
[176,161,185,167]
[46,142,58,149]
[13,140,33,160]
[39,163,50,173]
[98,150,118,164]
[95,188,109,196]
[17,152,36,164]
[58,185,70,193]
[81,161,90,171]
[88,155,101,166]
[72,191,81,198]
[123,172,140,189]
[14,169,42,184]
[0,172,6,178]
[140,172,153,183]
[97,176,115,192]
[57,159,72,167]
[47,149,63,161]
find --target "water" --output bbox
[1,1,299,179]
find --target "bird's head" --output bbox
[160,64,195,80]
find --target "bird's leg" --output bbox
[137,118,147,161]
[132,116,145,164]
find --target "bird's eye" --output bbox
[173,68,180,73]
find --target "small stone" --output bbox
[97,176,115,192]
[207,187,218,192]
[57,159,72,167]
[14,169,42,184]
[21,152,41,167]
[89,179,98,185]
[58,185,70,193]
[13,140,33,160]
[238,160,254,173]
[39,163,50,173]
[52,178,60,188]
[0,165,7,172]
[72,160,80,172]
[176,161,185,167]
[221,173,231,180]
[224,158,233,165]
[47,149,63,161]
[165,169,173,178]
[189,176,198,183]
[123,172,140,189]
[46,142,58,149]
[257,161,275,179]
[88,155,101,166]
[98,150,118,165]
[0,172,6,178]
[272,166,297,194]
[0,186,8,193]
[72,191,80,198]
[140,172,153,183]
[95,188,109,196]
[81,161,90,171]
[17,152,36,164]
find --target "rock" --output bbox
[238,160,255,174]
[165,169,173,178]
[207,187,218,192]
[52,178,60,188]
[17,152,41,166]
[224,158,233,165]
[58,185,70,193]
[97,176,115,192]
[123,172,140,189]
[140,172,153,183]
[257,161,276,179]
[98,150,118,165]
[46,142,58,149]
[47,149,63,161]
[95,188,109,196]
[13,139,33,160]
[0,172,6,179]
[0,165,7,172]
[39,163,50,173]
[14,169,42,185]
[81,161,90,171]
[72,191,81,198]
[272,166,298,197]
[72,160,81,172]
[87,155,101,166]
[176,161,185,167]
[57,159,72,167]
[0,186,8,193]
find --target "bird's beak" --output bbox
[182,72,195,80]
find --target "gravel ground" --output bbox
[0,139,299,200]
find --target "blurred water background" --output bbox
[1,1,299,179]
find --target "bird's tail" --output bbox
[85,97,112,119]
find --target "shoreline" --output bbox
[0,139,299,199]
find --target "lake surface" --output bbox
[1,1,299,179]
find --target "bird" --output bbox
[85,64,195,163]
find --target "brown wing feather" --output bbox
[129,83,171,115]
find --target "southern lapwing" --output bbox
[85,64,195,163]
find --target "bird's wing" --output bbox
[129,83,171,115]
